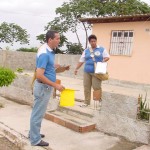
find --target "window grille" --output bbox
[110,30,133,56]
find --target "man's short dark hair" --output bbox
[46,30,58,43]
[88,34,97,42]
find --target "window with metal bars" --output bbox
[110,30,134,56]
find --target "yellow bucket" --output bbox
[60,89,75,107]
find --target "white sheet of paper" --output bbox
[95,62,107,74]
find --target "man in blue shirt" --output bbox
[29,30,65,146]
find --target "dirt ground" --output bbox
[0,136,20,150]
[0,135,142,150]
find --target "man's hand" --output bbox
[55,84,65,92]
[36,68,65,91]
[65,65,70,70]
[55,64,61,68]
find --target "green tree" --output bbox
[66,42,83,54]
[36,34,45,44]
[0,22,29,45]
[56,1,91,49]
[53,0,150,49]
[38,0,150,53]
[72,0,150,17]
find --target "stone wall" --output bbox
[55,54,84,79]
[94,92,150,144]
[0,50,83,79]
[0,50,36,71]
[1,50,150,88]
[0,73,33,105]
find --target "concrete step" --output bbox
[45,110,96,133]
[58,105,94,122]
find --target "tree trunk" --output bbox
[75,30,83,53]
[2,50,7,67]
[81,22,88,49]
[75,28,81,46]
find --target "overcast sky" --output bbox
[0,0,150,50]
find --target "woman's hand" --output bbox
[74,70,78,75]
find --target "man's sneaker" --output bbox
[28,134,45,139]
[36,140,49,146]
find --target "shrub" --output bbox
[137,93,150,121]
[16,47,38,53]
[0,67,16,87]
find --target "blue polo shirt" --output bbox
[36,44,56,82]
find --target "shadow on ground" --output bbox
[108,138,142,150]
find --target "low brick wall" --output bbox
[0,50,83,78]
[0,50,36,71]
[0,73,33,105]
[0,74,150,144]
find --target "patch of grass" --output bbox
[24,73,29,76]
[16,68,24,73]
[137,93,150,121]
